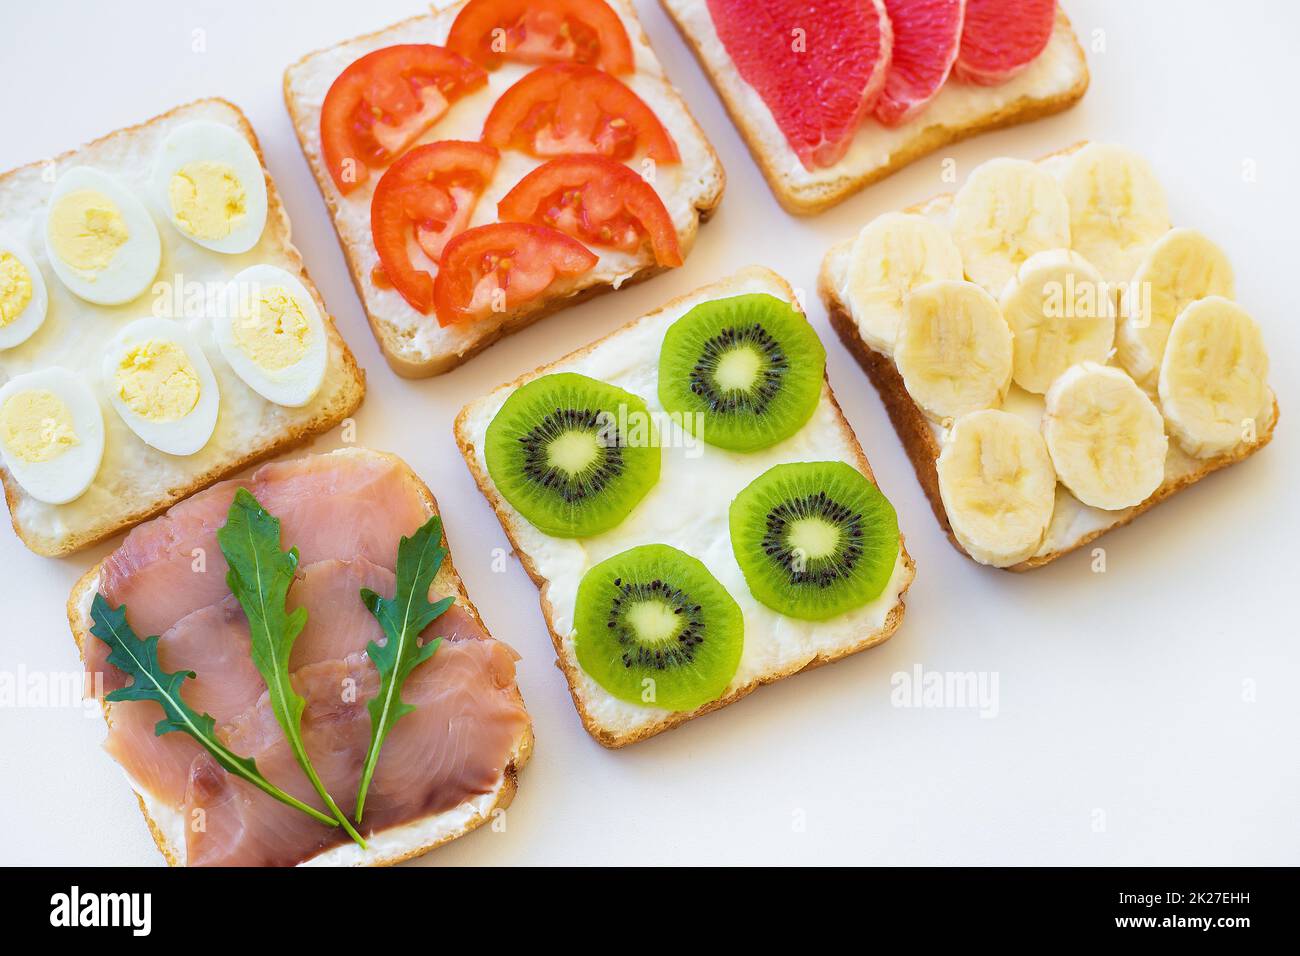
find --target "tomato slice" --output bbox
[446,0,635,74]
[497,156,682,267]
[321,44,487,193]
[482,64,679,163]
[434,222,598,325]
[370,141,500,313]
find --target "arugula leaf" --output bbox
[355,514,454,821]
[89,594,337,828]
[217,487,365,848]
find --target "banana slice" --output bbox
[895,279,1013,422]
[1001,249,1116,394]
[1060,144,1170,285]
[1042,362,1167,510]
[1159,296,1270,459]
[937,409,1057,568]
[952,158,1071,296]
[845,212,964,353]
[1117,228,1234,389]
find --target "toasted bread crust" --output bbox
[282,0,726,378]
[454,267,915,747]
[660,3,1090,215]
[66,448,533,867]
[816,169,1281,571]
[0,98,366,558]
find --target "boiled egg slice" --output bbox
[216,264,327,407]
[0,367,104,504]
[102,317,219,456]
[0,234,49,350]
[154,121,268,254]
[44,167,161,305]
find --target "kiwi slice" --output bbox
[485,372,660,537]
[658,293,826,452]
[729,461,899,620]
[574,544,743,712]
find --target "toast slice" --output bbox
[0,98,365,558]
[660,0,1089,215]
[818,145,1279,571]
[455,266,915,747]
[67,447,533,867]
[283,0,725,378]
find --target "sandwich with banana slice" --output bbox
[818,142,1277,570]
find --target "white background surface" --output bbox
[1,0,1296,866]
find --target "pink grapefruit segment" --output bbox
[706,0,893,170]
[953,0,1056,86]
[875,0,965,127]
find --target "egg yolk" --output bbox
[48,189,130,273]
[115,339,201,422]
[0,252,33,327]
[169,161,246,240]
[235,287,311,370]
[0,389,79,463]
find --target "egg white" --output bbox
[216,264,328,407]
[153,121,268,254]
[43,167,161,306]
[0,234,49,350]
[101,317,220,456]
[0,367,104,504]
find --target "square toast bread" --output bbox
[283,0,725,378]
[455,266,915,747]
[660,0,1089,215]
[66,447,533,867]
[818,145,1280,571]
[0,98,365,558]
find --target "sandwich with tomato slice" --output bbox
[285,0,725,377]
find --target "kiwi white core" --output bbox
[547,431,600,475]
[787,517,841,561]
[626,600,683,645]
[715,347,763,391]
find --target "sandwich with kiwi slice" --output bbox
[455,267,915,746]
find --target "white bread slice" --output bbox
[0,99,365,558]
[818,144,1280,571]
[283,0,725,378]
[455,267,915,747]
[66,447,533,867]
[661,0,1089,215]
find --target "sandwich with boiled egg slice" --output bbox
[0,98,365,557]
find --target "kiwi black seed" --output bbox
[658,293,826,452]
[574,543,743,711]
[485,372,660,537]
[729,461,899,620]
